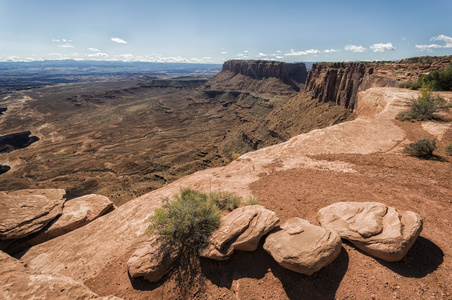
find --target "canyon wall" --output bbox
[305,56,452,110]
[222,60,308,84]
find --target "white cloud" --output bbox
[285,49,320,56]
[324,49,338,53]
[370,43,395,52]
[119,54,134,60]
[88,52,109,58]
[244,50,249,53]
[88,48,100,52]
[221,51,227,54]
[111,37,127,44]
[344,44,366,52]
[58,43,74,48]
[258,52,267,57]
[416,34,452,52]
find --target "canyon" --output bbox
[0,56,452,299]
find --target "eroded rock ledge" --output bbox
[222,60,308,84]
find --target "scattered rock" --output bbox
[127,235,180,282]
[263,217,342,275]
[199,205,279,260]
[27,194,115,245]
[0,250,116,299]
[0,189,66,240]
[318,202,423,262]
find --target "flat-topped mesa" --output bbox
[305,56,452,110]
[222,60,308,84]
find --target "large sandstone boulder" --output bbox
[264,218,342,275]
[0,189,66,240]
[28,194,115,245]
[317,202,423,262]
[199,205,279,260]
[0,250,120,299]
[127,235,180,282]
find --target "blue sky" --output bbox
[0,0,451,63]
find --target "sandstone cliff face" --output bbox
[305,56,452,110]
[222,60,307,84]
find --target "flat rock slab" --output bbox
[127,235,180,282]
[264,217,342,275]
[200,205,279,260]
[28,194,115,245]
[318,202,423,262]
[0,250,119,299]
[0,189,66,240]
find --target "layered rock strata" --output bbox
[0,189,66,240]
[305,56,452,110]
[317,202,423,262]
[222,60,308,84]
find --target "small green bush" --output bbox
[396,88,445,121]
[403,138,437,158]
[209,191,241,211]
[146,188,220,250]
[243,196,260,206]
[445,143,452,156]
[407,64,452,91]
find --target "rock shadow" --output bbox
[129,272,165,292]
[376,236,444,278]
[0,165,10,175]
[201,242,349,300]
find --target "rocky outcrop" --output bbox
[0,250,120,300]
[0,107,6,115]
[0,189,66,240]
[264,218,342,275]
[27,194,115,245]
[0,131,39,153]
[200,205,279,260]
[318,202,423,262]
[127,235,180,282]
[222,60,308,84]
[305,56,452,110]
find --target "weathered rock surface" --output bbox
[222,60,307,84]
[19,88,446,285]
[0,250,118,300]
[0,189,66,240]
[199,205,279,260]
[127,235,180,282]
[264,218,342,275]
[305,57,452,110]
[27,194,115,245]
[318,202,423,262]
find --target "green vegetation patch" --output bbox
[403,138,437,158]
[396,88,447,122]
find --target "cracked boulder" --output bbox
[264,217,342,275]
[318,202,423,262]
[0,189,66,240]
[199,205,279,260]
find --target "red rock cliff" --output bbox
[305,56,452,110]
[222,60,308,84]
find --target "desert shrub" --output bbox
[408,64,452,91]
[146,188,220,250]
[396,88,445,121]
[209,191,241,211]
[403,138,437,158]
[445,143,452,156]
[243,196,260,206]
